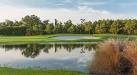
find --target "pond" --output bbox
[0,43,96,72]
[52,36,99,40]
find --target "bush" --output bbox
[0,26,27,35]
[89,39,137,75]
[123,41,137,75]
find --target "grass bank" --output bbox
[0,67,87,75]
[0,34,136,44]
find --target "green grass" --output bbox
[0,34,136,44]
[0,67,87,75]
[93,34,137,40]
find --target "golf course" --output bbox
[0,0,136,74]
[0,34,136,75]
[0,34,136,44]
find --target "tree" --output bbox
[95,20,102,34]
[64,20,74,33]
[68,25,76,33]
[42,20,49,34]
[75,24,84,34]
[0,15,136,35]
[110,20,124,34]
[45,23,54,34]
[54,19,63,33]
[125,19,137,34]
[21,15,42,35]
[5,20,14,26]
[14,21,23,26]
[32,24,43,35]
[99,20,111,33]
[83,21,93,34]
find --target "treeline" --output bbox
[0,15,137,36]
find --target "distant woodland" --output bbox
[0,15,136,36]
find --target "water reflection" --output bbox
[2,44,95,58]
[0,43,96,72]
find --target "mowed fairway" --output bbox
[0,34,136,44]
[0,68,87,75]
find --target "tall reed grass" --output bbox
[123,40,137,75]
[89,39,137,75]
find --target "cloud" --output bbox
[0,5,136,24]
[0,0,137,14]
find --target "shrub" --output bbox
[123,41,137,75]
[89,39,137,75]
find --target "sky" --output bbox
[0,0,137,23]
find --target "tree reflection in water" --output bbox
[1,44,96,58]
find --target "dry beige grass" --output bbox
[123,40,137,75]
[89,39,137,75]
